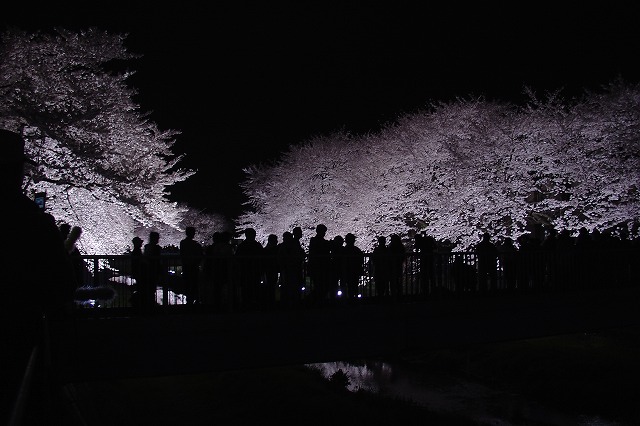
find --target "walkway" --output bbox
[48,285,640,383]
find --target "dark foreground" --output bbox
[50,285,640,383]
[57,366,474,426]
[395,324,640,425]
[48,325,640,426]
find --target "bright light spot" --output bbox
[110,276,136,286]
[154,288,187,305]
[336,290,342,297]
[75,299,98,308]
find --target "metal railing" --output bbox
[70,248,639,314]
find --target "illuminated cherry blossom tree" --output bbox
[238,81,640,251]
[0,27,227,254]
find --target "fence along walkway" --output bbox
[72,248,639,313]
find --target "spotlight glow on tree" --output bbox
[0,27,227,254]
[238,82,640,251]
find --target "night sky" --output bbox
[3,3,640,218]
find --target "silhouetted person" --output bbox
[330,235,345,300]
[64,225,86,287]
[130,236,144,307]
[292,226,304,251]
[277,231,305,308]
[180,226,203,305]
[475,232,498,294]
[1,129,77,424]
[203,231,234,311]
[292,226,307,296]
[234,228,264,310]
[141,231,163,311]
[308,224,332,304]
[342,233,364,301]
[262,233,279,308]
[371,236,390,299]
[388,234,406,301]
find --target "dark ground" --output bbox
[48,325,640,425]
[56,366,474,426]
[396,325,640,425]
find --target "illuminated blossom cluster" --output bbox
[238,82,640,251]
[0,28,227,254]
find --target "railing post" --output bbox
[163,282,169,307]
[93,257,99,286]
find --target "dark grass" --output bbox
[395,325,640,425]
[58,364,477,425]
[53,326,640,425]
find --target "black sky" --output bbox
[3,3,640,218]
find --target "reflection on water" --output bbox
[307,361,388,393]
[306,361,626,426]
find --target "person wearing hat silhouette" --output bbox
[129,236,144,306]
[0,129,77,424]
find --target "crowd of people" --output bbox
[127,221,639,313]
[127,224,379,312]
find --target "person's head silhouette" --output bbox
[185,226,196,239]
[149,231,160,245]
[132,236,143,249]
[316,224,327,237]
[345,233,356,245]
[293,226,302,239]
[244,228,257,240]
